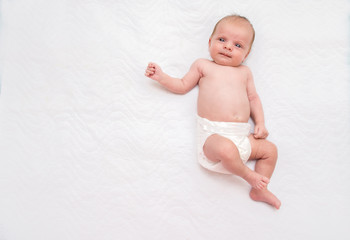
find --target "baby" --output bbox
[145,15,281,209]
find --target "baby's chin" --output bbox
[212,59,241,67]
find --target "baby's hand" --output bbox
[253,124,269,139]
[145,62,163,82]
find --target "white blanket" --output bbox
[1,0,349,239]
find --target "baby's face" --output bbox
[209,20,253,67]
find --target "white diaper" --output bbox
[197,115,252,174]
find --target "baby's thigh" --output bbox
[203,134,239,162]
[248,135,278,160]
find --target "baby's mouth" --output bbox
[220,52,232,58]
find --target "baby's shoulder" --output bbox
[191,58,215,71]
[238,64,253,75]
[193,58,212,66]
[238,64,250,71]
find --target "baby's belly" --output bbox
[197,102,250,123]
[197,89,251,122]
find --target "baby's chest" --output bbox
[201,70,247,88]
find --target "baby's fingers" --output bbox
[253,127,263,139]
[147,62,157,70]
[254,130,268,139]
[145,68,155,74]
[145,63,155,76]
[145,62,162,81]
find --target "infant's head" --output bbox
[209,15,255,67]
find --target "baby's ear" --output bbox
[208,38,212,47]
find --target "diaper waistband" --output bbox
[197,115,251,136]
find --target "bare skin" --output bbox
[248,136,281,209]
[145,16,281,209]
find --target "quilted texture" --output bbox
[1,0,349,239]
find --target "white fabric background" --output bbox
[1,0,349,239]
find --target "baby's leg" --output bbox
[248,135,281,209]
[203,134,269,190]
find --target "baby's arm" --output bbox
[246,68,269,139]
[145,60,202,94]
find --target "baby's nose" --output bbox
[224,43,233,51]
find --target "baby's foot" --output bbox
[243,170,270,190]
[250,188,281,209]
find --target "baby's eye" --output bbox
[219,38,225,42]
[235,43,242,48]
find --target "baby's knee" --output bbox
[217,140,239,160]
[203,134,240,163]
[266,142,278,159]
